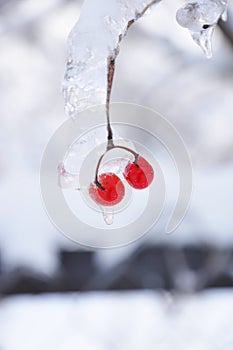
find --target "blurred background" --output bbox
[0,0,233,349]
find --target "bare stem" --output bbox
[94,153,106,190]
[106,55,115,144]
[112,145,139,165]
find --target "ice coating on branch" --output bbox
[63,0,159,118]
[176,0,228,58]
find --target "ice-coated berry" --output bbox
[89,172,125,206]
[123,156,154,189]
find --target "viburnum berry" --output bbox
[89,172,125,206]
[123,156,154,189]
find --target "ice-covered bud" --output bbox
[176,0,227,31]
[176,0,228,58]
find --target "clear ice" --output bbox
[102,206,114,225]
[57,162,79,189]
[176,0,228,58]
[63,0,160,119]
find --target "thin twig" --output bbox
[105,0,161,145]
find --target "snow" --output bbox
[0,174,64,274]
[150,165,233,247]
[0,289,233,350]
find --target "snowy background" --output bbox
[0,0,233,349]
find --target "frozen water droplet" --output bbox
[191,26,214,58]
[102,206,114,225]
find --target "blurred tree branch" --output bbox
[219,9,233,49]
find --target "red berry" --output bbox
[123,156,154,189]
[89,172,125,206]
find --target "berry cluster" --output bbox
[87,57,155,207]
[89,152,154,206]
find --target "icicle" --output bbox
[102,206,114,225]
[191,26,214,59]
[176,0,228,58]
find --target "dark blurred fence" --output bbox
[0,245,232,295]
